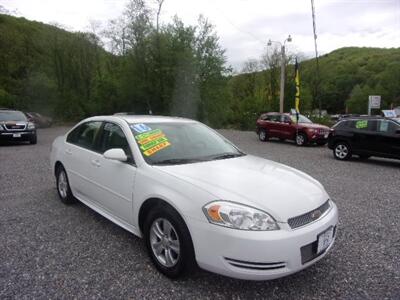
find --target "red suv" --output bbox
[256,112,330,146]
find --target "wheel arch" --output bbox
[54,161,64,176]
[138,197,187,236]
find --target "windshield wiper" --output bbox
[152,158,205,165]
[207,152,245,161]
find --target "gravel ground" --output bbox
[0,127,399,299]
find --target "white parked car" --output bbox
[50,115,338,280]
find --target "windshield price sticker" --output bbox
[135,129,162,140]
[131,123,152,133]
[140,136,169,151]
[143,141,171,156]
[134,128,171,156]
[356,120,368,129]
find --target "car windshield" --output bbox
[290,114,312,124]
[130,122,245,165]
[0,111,27,122]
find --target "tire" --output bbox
[333,142,352,160]
[30,134,37,145]
[295,132,308,146]
[144,204,196,279]
[258,129,268,142]
[56,165,76,204]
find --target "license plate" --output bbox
[13,133,21,138]
[317,226,334,254]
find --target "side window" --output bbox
[269,115,280,122]
[352,119,374,131]
[377,120,399,134]
[66,121,102,151]
[100,123,132,159]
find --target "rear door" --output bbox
[267,114,282,138]
[64,121,103,202]
[349,119,376,153]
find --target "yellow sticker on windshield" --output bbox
[143,141,171,156]
[356,120,368,129]
[134,127,171,156]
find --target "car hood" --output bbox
[154,155,329,222]
[299,123,330,130]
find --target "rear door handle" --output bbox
[91,159,101,167]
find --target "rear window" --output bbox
[0,111,27,122]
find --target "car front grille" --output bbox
[224,257,286,271]
[4,124,26,131]
[288,200,331,229]
[317,129,328,135]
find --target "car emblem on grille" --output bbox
[311,210,322,220]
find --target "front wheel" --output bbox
[144,204,196,279]
[333,142,352,160]
[30,134,37,144]
[258,129,268,142]
[295,133,308,146]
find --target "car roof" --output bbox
[88,115,196,124]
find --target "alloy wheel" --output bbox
[58,170,68,199]
[150,218,180,267]
[335,144,348,159]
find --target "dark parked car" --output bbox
[256,112,331,146]
[0,109,37,144]
[328,117,400,160]
[25,112,53,128]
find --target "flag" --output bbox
[294,58,300,113]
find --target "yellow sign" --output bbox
[143,141,171,156]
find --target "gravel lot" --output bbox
[1,126,399,299]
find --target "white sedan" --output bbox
[50,115,338,280]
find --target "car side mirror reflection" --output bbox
[103,148,128,162]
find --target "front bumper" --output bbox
[188,202,338,280]
[0,130,36,141]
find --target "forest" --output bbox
[1,1,399,129]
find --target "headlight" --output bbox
[27,122,35,130]
[202,201,279,231]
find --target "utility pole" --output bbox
[280,44,286,113]
[268,35,292,113]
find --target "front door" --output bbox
[374,120,400,158]
[88,122,136,224]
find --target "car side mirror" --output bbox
[103,148,128,162]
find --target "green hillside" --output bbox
[227,47,400,128]
[1,13,399,129]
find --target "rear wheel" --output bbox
[56,166,76,204]
[144,204,196,278]
[333,142,352,160]
[295,133,308,146]
[258,129,268,142]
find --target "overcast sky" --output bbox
[1,0,399,70]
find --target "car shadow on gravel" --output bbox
[346,157,400,168]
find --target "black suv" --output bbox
[0,109,37,144]
[328,117,400,160]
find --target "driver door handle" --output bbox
[91,159,101,167]
[65,149,72,155]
